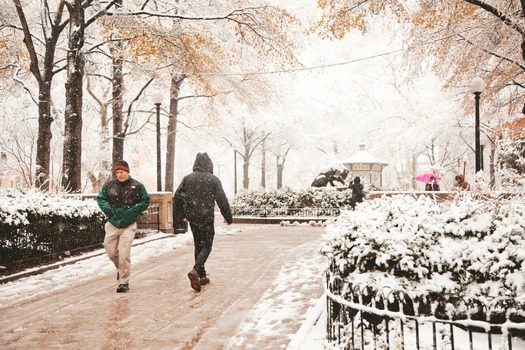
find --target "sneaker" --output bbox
[200,276,210,286]
[116,284,129,293]
[187,269,201,292]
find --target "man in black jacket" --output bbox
[97,160,150,293]
[173,152,232,292]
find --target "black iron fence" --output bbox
[0,213,106,273]
[1,206,160,274]
[326,269,525,349]
[232,206,341,217]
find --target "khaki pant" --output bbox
[103,222,137,284]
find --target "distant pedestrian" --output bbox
[454,174,471,191]
[349,176,365,209]
[173,152,232,292]
[97,160,150,293]
[425,175,440,191]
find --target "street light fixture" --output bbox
[232,149,246,194]
[470,76,485,173]
[233,150,240,194]
[152,91,163,191]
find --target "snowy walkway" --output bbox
[0,222,327,349]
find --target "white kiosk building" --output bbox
[342,144,389,189]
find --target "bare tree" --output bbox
[61,0,86,192]
[275,147,290,189]
[164,73,186,192]
[236,123,270,190]
[10,0,68,190]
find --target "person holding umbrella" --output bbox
[424,175,440,191]
[416,173,441,191]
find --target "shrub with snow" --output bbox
[320,193,525,306]
[232,187,361,215]
[0,188,102,226]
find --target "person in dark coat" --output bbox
[454,174,471,191]
[173,152,232,292]
[97,160,150,293]
[348,176,365,209]
[425,175,440,191]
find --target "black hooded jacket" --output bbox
[173,153,232,225]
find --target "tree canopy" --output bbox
[315,0,525,120]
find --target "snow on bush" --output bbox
[320,193,525,305]
[495,136,525,193]
[0,188,102,226]
[232,187,358,212]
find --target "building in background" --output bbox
[342,144,389,189]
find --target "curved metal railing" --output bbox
[326,267,525,349]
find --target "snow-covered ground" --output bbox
[0,223,328,349]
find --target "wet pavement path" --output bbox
[0,224,325,349]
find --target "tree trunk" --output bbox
[489,142,496,189]
[35,87,54,190]
[260,139,266,188]
[93,104,111,191]
[164,73,185,192]
[111,52,124,167]
[276,156,284,189]
[12,0,67,190]
[411,153,418,189]
[275,147,289,189]
[62,0,85,192]
[243,146,250,190]
[111,0,124,169]
[86,76,112,190]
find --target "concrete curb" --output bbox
[233,217,331,224]
[287,293,326,349]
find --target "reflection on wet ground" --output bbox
[103,296,133,349]
[0,226,324,349]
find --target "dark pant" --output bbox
[189,221,215,277]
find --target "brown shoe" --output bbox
[116,283,129,293]
[187,269,201,292]
[200,276,210,286]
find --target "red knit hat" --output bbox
[114,160,130,173]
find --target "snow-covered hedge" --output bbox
[320,193,525,305]
[0,189,106,271]
[0,188,103,226]
[232,187,356,215]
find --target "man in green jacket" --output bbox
[97,160,150,293]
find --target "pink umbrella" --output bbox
[416,173,441,182]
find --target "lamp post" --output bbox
[233,149,244,194]
[152,92,163,191]
[233,150,239,194]
[470,76,485,173]
[463,155,467,176]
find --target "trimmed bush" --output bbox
[321,193,525,306]
[0,189,106,272]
